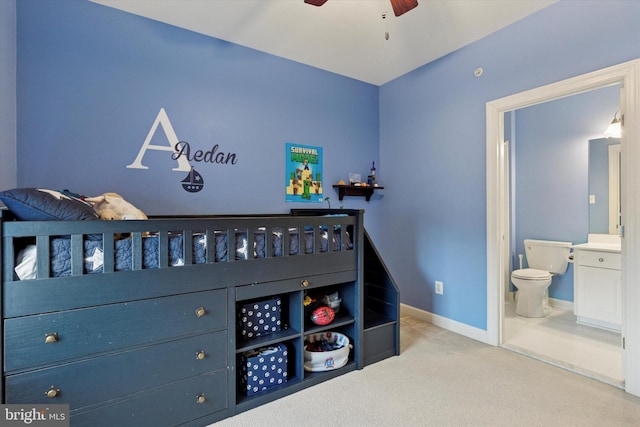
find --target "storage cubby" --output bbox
[234,276,359,412]
[234,289,303,409]
[302,282,357,377]
[302,283,355,332]
[235,338,300,405]
[236,292,301,351]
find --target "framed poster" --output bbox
[285,143,323,203]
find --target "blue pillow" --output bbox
[0,188,99,221]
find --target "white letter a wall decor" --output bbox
[127,108,191,172]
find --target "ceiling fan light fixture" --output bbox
[304,0,328,6]
[304,0,418,17]
[390,0,419,17]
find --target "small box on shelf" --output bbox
[238,297,282,339]
[240,343,288,395]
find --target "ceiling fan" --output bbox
[304,0,419,17]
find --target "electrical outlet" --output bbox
[435,280,444,295]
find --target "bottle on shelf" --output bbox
[368,162,376,186]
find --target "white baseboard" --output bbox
[400,303,490,344]
[549,297,574,312]
[401,299,574,346]
[508,293,574,311]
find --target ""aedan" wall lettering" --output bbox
[171,141,237,165]
[127,108,239,172]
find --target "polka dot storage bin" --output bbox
[238,297,282,339]
[241,343,288,395]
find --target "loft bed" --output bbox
[0,203,377,425]
[1,209,359,318]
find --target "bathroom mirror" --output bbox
[588,137,621,234]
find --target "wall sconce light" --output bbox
[604,111,622,138]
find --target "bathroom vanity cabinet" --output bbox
[573,237,621,332]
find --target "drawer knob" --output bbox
[599,257,604,262]
[45,386,60,398]
[196,350,206,360]
[195,307,206,318]
[44,333,58,344]
[196,393,206,404]
[301,279,310,287]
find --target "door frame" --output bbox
[486,59,640,396]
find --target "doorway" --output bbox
[485,59,640,396]
[501,86,622,387]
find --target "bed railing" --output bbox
[1,212,357,283]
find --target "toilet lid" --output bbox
[512,268,551,280]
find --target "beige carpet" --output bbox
[213,315,640,426]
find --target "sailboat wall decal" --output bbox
[181,168,204,193]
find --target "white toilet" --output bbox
[511,239,573,318]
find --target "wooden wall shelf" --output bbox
[333,184,384,201]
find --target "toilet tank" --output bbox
[524,239,573,274]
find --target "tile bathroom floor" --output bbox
[502,300,623,388]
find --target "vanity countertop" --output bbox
[572,242,621,253]
[572,233,621,252]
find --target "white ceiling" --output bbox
[91,0,557,86]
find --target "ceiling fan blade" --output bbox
[304,0,328,6]
[390,0,418,17]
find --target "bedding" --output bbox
[13,226,352,280]
[0,188,99,221]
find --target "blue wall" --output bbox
[513,86,620,301]
[379,0,640,329]
[0,0,16,190]
[5,0,640,333]
[14,0,380,223]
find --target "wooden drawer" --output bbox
[69,370,227,427]
[577,250,621,270]
[5,331,226,409]
[4,289,227,372]
[236,270,356,301]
